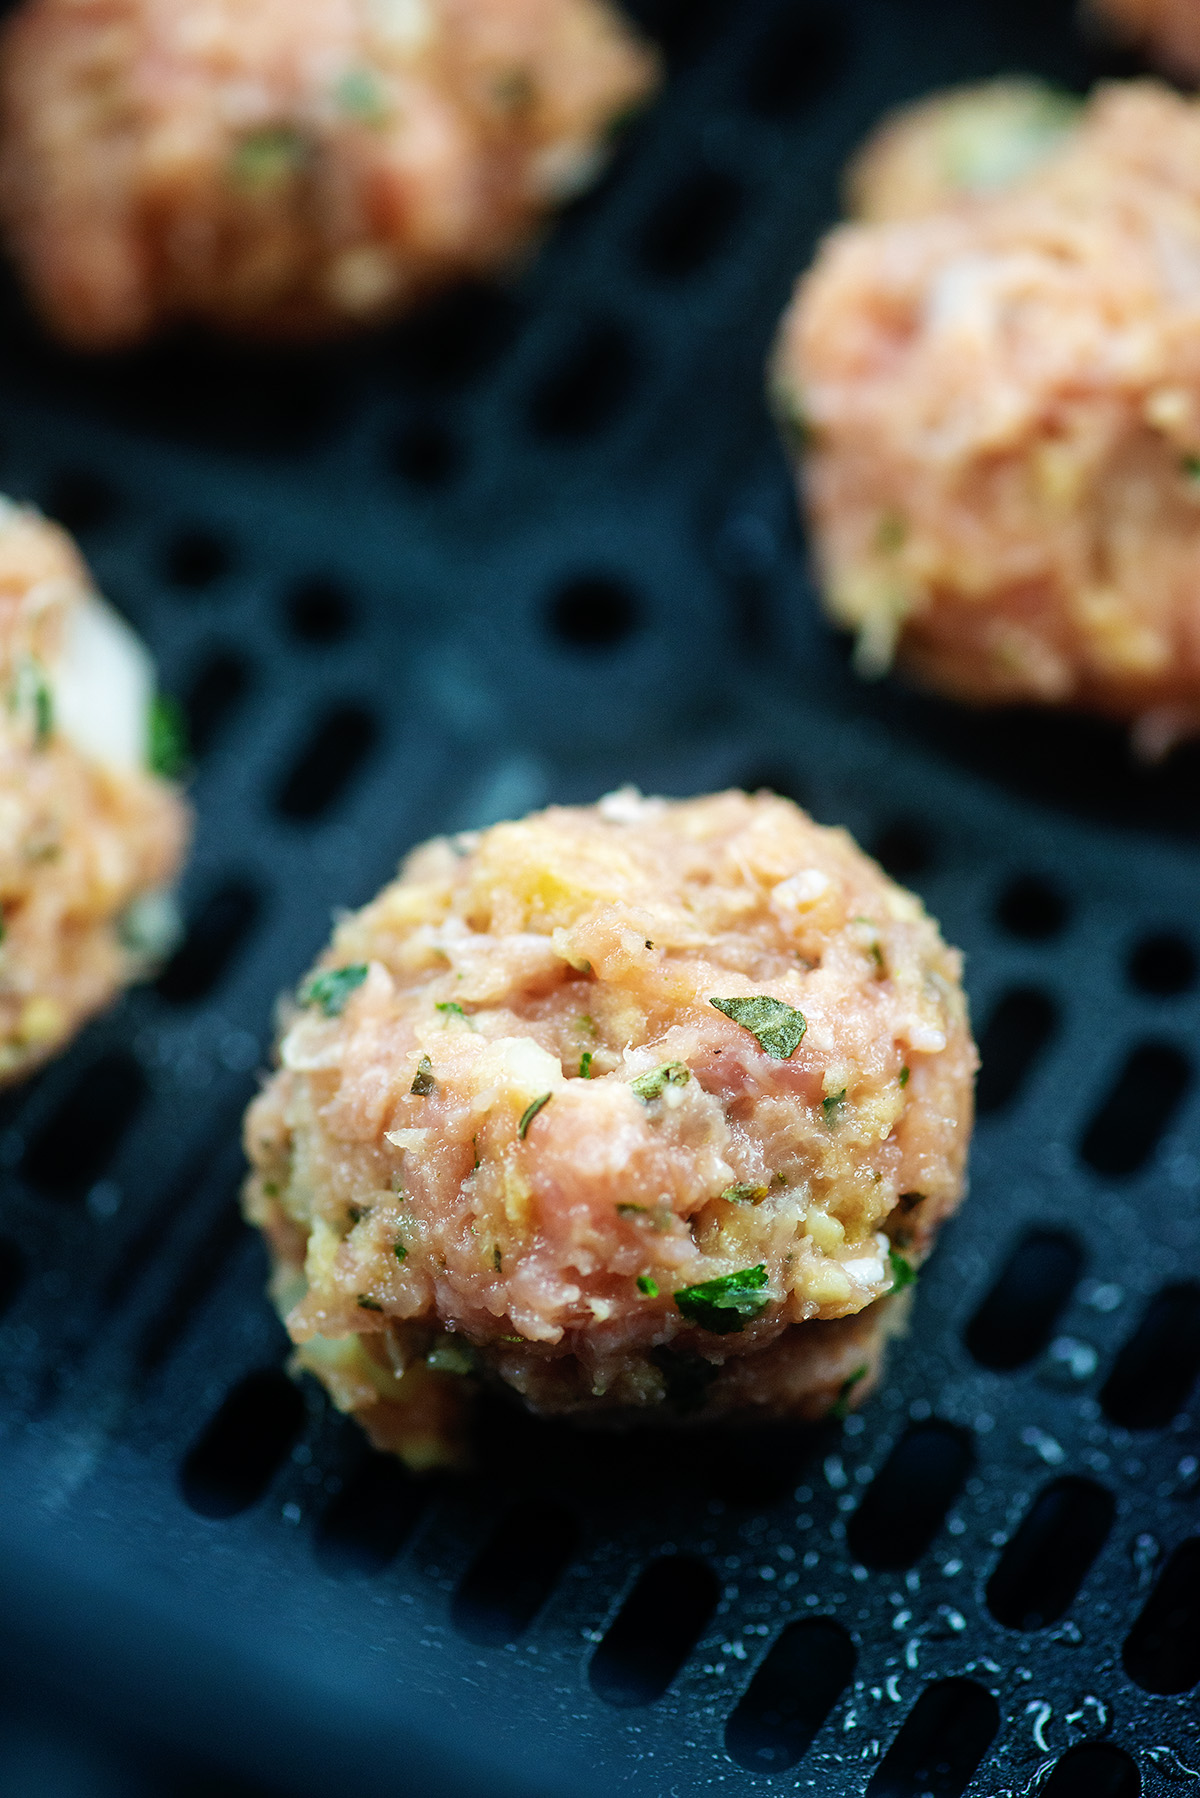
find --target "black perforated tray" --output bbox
[0,1,1196,1793]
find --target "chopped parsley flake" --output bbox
[579,1050,593,1079]
[347,1203,366,1225]
[637,1274,659,1297]
[518,1092,551,1138]
[822,1088,847,1126]
[149,694,188,779]
[721,1182,768,1204]
[1183,454,1200,482]
[674,1264,770,1334]
[888,1247,916,1292]
[899,1065,910,1087]
[230,124,307,190]
[709,996,807,1060]
[576,1014,598,1038]
[830,1363,868,1420]
[493,1245,503,1272]
[33,674,52,748]
[393,1241,407,1263]
[411,1055,435,1096]
[303,963,368,1017]
[335,66,388,124]
[616,1202,647,1216]
[631,1061,690,1102]
[356,1295,383,1312]
[436,1000,470,1024]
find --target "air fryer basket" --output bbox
[0,0,1194,1792]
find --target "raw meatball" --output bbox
[775,81,1200,754]
[1086,0,1200,82]
[846,80,1082,224]
[0,498,189,1081]
[243,789,975,1469]
[0,0,659,346]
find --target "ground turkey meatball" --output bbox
[0,498,189,1081]
[0,0,658,346]
[1086,0,1200,82]
[775,82,1200,756]
[846,80,1082,225]
[243,789,976,1470]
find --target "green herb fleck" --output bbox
[303,963,368,1017]
[149,693,188,779]
[575,1052,591,1081]
[709,996,807,1060]
[492,1245,502,1272]
[230,124,307,190]
[899,1065,910,1087]
[393,1241,407,1263]
[888,1247,916,1292]
[500,1335,523,1345]
[644,940,655,950]
[675,1264,771,1334]
[830,1363,869,1420]
[721,1181,768,1204]
[518,1092,551,1138]
[347,1203,366,1225]
[436,1000,472,1025]
[630,1061,690,1102]
[33,674,52,748]
[1183,454,1200,483]
[356,1295,383,1312]
[822,1088,847,1126]
[616,1202,647,1216]
[472,1136,481,1172]
[637,1274,659,1298]
[335,66,389,124]
[411,1055,435,1096]
[576,1013,598,1038]
[875,510,908,553]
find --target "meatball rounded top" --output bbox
[776,81,1200,744]
[246,790,975,1419]
[0,0,659,344]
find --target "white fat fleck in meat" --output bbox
[51,590,154,772]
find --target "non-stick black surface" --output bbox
[0,1,1194,1793]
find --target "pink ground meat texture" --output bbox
[0,501,189,1081]
[775,82,1200,755]
[244,789,976,1469]
[0,0,658,345]
[1086,0,1200,81]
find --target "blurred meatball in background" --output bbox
[0,0,659,346]
[0,500,189,1082]
[776,81,1200,758]
[1085,0,1200,82]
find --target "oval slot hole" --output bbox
[1123,1535,1200,1694]
[22,1051,146,1199]
[1101,1281,1200,1429]
[872,820,933,882]
[315,1453,422,1577]
[1042,1744,1141,1798]
[725,1618,855,1772]
[547,574,640,652]
[848,1422,973,1571]
[528,322,639,439]
[986,1476,1114,1630]
[452,1504,577,1645]
[184,649,251,758]
[1129,931,1196,998]
[638,168,745,280]
[284,577,355,646]
[0,1238,24,1319]
[975,987,1057,1116]
[865,1678,999,1798]
[996,874,1068,940]
[590,1555,718,1706]
[965,1229,1083,1371]
[1080,1041,1191,1177]
[164,526,232,590]
[744,5,850,118]
[180,1368,304,1520]
[156,879,262,1004]
[275,703,379,822]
